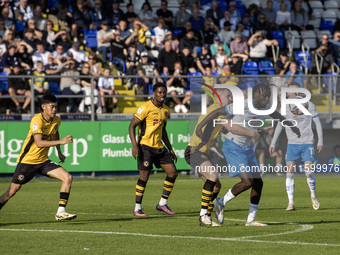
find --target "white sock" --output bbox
[57,206,65,214]
[286,173,295,204]
[305,171,316,198]
[134,203,142,212]
[159,197,167,206]
[222,189,236,206]
[246,203,259,223]
[200,208,208,216]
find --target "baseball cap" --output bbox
[244,13,250,18]
[13,62,20,68]
[214,35,220,41]
[102,20,110,26]
[141,51,148,57]
[202,44,209,49]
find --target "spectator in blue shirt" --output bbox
[328,145,340,165]
[188,8,205,32]
[90,0,108,29]
[285,62,306,88]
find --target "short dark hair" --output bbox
[253,83,271,98]
[41,93,57,105]
[153,82,167,92]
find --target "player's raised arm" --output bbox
[162,122,177,163]
[129,117,141,159]
[269,110,301,138]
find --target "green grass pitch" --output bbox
[0,173,339,254]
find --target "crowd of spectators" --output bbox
[0,0,338,114]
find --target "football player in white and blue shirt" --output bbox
[204,84,300,226]
[269,83,323,211]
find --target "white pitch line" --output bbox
[0,228,339,247]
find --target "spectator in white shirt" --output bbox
[98,67,118,113]
[32,41,51,66]
[276,2,291,29]
[14,0,33,21]
[67,41,88,64]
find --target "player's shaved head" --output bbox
[153,82,167,92]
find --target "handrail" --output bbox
[315,52,324,93]
[331,62,340,106]
[271,44,279,66]
[301,42,310,75]
[286,31,295,60]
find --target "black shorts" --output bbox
[185,146,213,168]
[12,160,62,184]
[137,145,174,171]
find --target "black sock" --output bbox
[208,192,219,216]
[136,179,147,204]
[202,180,216,211]
[59,192,70,207]
[161,176,176,199]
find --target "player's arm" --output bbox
[222,123,260,142]
[54,131,67,163]
[269,123,283,155]
[162,122,177,163]
[196,107,226,138]
[269,110,301,138]
[313,116,323,153]
[34,133,73,148]
[129,117,141,160]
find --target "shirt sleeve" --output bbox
[309,103,318,118]
[31,117,44,135]
[134,104,148,121]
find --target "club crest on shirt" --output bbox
[54,124,58,130]
[137,107,144,114]
[33,123,38,131]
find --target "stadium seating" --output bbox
[300,30,317,49]
[295,51,312,70]
[320,20,335,34]
[242,62,259,75]
[309,1,324,10]
[235,1,246,17]
[83,29,98,48]
[324,1,339,9]
[285,30,301,49]
[322,10,337,24]
[270,30,285,48]
[0,72,9,93]
[48,81,61,95]
[258,61,275,75]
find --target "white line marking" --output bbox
[0,228,338,247]
[2,212,337,246]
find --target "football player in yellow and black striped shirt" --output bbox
[0,94,77,221]
[129,83,178,216]
[185,88,260,226]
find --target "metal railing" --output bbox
[1,73,340,122]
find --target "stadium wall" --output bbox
[0,121,191,173]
